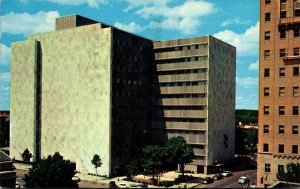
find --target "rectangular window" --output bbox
[293,106,299,115]
[280,49,286,57]
[294,48,299,56]
[279,87,285,96]
[265,31,271,40]
[278,165,284,174]
[292,145,298,154]
[295,9,300,17]
[293,125,299,134]
[263,144,269,152]
[279,125,285,134]
[264,50,270,59]
[293,86,299,96]
[265,0,271,4]
[294,67,299,76]
[264,106,270,115]
[281,11,287,18]
[294,27,300,37]
[264,87,270,96]
[278,144,285,153]
[265,12,271,21]
[264,69,270,77]
[280,29,286,38]
[264,125,269,133]
[279,68,285,77]
[279,106,285,115]
[265,164,271,172]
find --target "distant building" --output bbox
[10,15,236,176]
[258,0,300,187]
[0,150,16,188]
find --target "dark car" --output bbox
[108,181,117,188]
[213,173,223,180]
[200,177,214,184]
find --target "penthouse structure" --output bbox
[10,15,235,176]
[258,0,300,187]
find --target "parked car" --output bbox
[238,176,250,184]
[72,176,80,182]
[213,173,223,180]
[221,171,233,177]
[108,181,117,188]
[200,177,214,184]
[119,182,127,188]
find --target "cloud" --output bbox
[214,21,259,57]
[248,60,258,71]
[236,77,258,87]
[46,0,108,8]
[1,11,60,35]
[129,0,216,35]
[114,22,144,33]
[221,17,251,27]
[236,95,258,110]
[0,44,10,66]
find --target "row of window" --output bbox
[159,94,207,98]
[158,106,207,110]
[264,28,300,40]
[155,44,207,53]
[264,48,300,59]
[158,69,207,75]
[263,125,298,134]
[155,117,206,122]
[263,144,299,154]
[263,106,300,115]
[264,164,286,174]
[263,86,299,97]
[159,81,206,87]
[263,67,299,77]
[156,56,208,64]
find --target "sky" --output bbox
[0,0,259,110]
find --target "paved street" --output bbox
[195,169,257,188]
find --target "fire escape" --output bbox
[278,0,300,64]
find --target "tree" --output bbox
[235,128,257,155]
[166,136,194,176]
[277,163,300,183]
[142,145,166,180]
[21,148,33,163]
[91,154,102,175]
[126,160,141,180]
[23,152,78,188]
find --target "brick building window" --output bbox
[265,164,271,172]
[264,69,270,77]
[278,165,284,174]
[280,48,286,57]
[278,144,285,153]
[264,50,270,59]
[280,29,286,38]
[294,48,299,56]
[279,125,285,134]
[294,67,299,76]
[292,145,298,154]
[264,87,270,96]
[265,31,271,40]
[265,12,271,21]
[279,106,285,115]
[265,0,271,4]
[279,87,285,96]
[293,86,299,96]
[264,125,269,133]
[279,68,285,77]
[294,27,300,37]
[293,106,299,115]
[293,125,299,134]
[264,106,270,115]
[263,144,269,152]
[281,11,287,18]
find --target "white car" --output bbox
[119,182,127,188]
[221,171,233,177]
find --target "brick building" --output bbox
[258,0,300,187]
